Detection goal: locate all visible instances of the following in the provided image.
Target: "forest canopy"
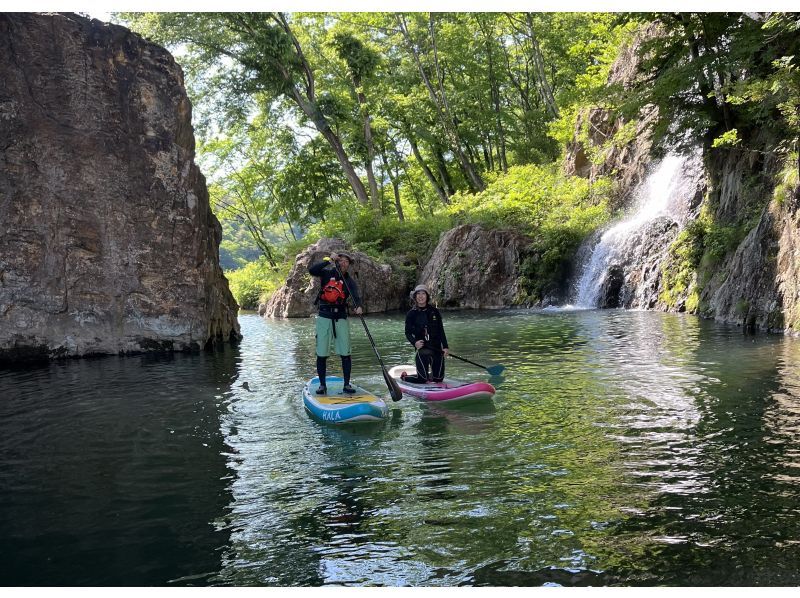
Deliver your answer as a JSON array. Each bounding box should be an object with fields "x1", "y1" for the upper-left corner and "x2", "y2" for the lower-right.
[{"x1": 117, "y1": 12, "x2": 800, "y2": 308}]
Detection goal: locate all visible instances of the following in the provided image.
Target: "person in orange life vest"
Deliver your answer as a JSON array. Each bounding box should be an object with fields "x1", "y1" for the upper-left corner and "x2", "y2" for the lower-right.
[
  {"x1": 404, "y1": 284, "x2": 449, "y2": 383},
  {"x1": 308, "y1": 252, "x2": 363, "y2": 394}
]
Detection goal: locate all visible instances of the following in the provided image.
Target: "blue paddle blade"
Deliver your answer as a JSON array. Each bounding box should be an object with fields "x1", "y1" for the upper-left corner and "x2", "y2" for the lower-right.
[{"x1": 486, "y1": 364, "x2": 505, "y2": 376}]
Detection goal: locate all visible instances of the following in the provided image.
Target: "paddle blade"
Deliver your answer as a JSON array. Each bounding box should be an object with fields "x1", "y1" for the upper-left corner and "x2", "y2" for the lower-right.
[
  {"x1": 382, "y1": 368, "x2": 403, "y2": 402},
  {"x1": 486, "y1": 364, "x2": 505, "y2": 376}
]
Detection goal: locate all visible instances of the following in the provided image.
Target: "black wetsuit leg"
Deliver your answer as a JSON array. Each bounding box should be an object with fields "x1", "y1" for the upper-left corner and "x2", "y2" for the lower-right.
[
  {"x1": 317, "y1": 355, "x2": 327, "y2": 386},
  {"x1": 341, "y1": 355, "x2": 352, "y2": 386}
]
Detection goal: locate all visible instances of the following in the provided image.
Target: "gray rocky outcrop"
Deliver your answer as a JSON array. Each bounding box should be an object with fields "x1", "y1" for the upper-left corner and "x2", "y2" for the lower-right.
[
  {"x1": 564, "y1": 105, "x2": 659, "y2": 209},
  {"x1": 417, "y1": 224, "x2": 529, "y2": 309},
  {"x1": 698, "y1": 151, "x2": 800, "y2": 335},
  {"x1": 0, "y1": 13, "x2": 240, "y2": 362},
  {"x1": 264, "y1": 238, "x2": 410, "y2": 318}
]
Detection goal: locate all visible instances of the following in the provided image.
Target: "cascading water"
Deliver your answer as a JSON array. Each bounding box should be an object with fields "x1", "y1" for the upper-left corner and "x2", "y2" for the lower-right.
[{"x1": 570, "y1": 149, "x2": 704, "y2": 309}]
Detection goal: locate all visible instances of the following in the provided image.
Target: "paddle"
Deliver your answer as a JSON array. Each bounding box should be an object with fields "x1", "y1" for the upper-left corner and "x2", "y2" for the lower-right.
[
  {"x1": 426, "y1": 346, "x2": 505, "y2": 376},
  {"x1": 449, "y1": 352, "x2": 505, "y2": 376},
  {"x1": 331, "y1": 258, "x2": 403, "y2": 402}
]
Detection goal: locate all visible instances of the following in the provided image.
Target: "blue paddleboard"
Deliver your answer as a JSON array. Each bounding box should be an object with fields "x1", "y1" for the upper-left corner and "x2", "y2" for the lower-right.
[{"x1": 302, "y1": 376, "x2": 388, "y2": 424}]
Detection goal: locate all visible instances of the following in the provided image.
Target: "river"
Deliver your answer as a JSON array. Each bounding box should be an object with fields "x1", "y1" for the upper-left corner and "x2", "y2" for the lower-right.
[{"x1": 2, "y1": 310, "x2": 800, "y2": 586}]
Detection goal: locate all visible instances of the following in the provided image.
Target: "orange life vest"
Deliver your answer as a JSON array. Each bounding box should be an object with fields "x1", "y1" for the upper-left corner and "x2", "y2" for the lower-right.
[{"x1": 320, "y1": 277, "x2": 346, "y2": 304}]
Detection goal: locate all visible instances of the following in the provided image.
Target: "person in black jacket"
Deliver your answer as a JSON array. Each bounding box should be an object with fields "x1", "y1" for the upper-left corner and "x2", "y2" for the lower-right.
[
  {"x1": 308, "y1": 252, "x2": 362, "y2": 394},
  {"x1": 404, "y1": 284, "x2": 449, "y2": 383}
]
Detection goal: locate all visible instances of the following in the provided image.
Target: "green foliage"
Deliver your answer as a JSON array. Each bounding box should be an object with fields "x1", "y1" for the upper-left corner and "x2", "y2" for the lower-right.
[
  {"x1": 704, "y1": 223, "x2": 743, "y2": 264},
  {"x1": 446, "y1": 164, "x2": 611, "y2": 230},
  {"x1": 659, "y1": 205, "x2": 755, "y2": 311},
  {"x1": 225, "y1": 258, "x2": 290, "y2": 310},
  {"x1": 773, "y1": 151, "x2": 800, "y2": 206},
  {"x1": 218, "y1": 219, "x2": 262, "y2": 270},
  {"x1": 444, "y1": 164, "x2": 613, "y2": 302},
  {"x1": 614, "y1": 12, "x2": 800, "y2": 158},
  {"x1": 330, "y1": 31, "x2": 380, "y2": 82},
  {"x1": 114, "y1": 11, "x2": 800, "y2": 314},
  {"x1": 311, "y1": 206, "x2": 453, "y2": 269},
  {"x1": 711, "y1": 129, "x2": 741, "y2": 148},
  {"x1": 659, "y1": 219, "x2": 705, "y2": 309},
  {"x1": 549, "y1": 19, "x2": 639, "y2": 149},
  {"x1": 734, "y1": 298, "x2": 751, "y2": 318}
]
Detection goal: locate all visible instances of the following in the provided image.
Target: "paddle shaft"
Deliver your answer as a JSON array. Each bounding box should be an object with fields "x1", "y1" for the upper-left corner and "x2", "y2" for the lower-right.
[
  {"x1": 450, "y1": 352, "x2": 492, "y2": 370},
  {"x1": 331, "y1": 259, "x2": 403, "y2": 402},
  {"x1": 425, "y1": 345, "x2": 505, "y2": 376}
]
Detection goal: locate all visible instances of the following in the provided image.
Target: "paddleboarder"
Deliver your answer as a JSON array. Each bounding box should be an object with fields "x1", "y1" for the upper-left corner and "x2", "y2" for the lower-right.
[
  {"x1": 404, "y1": 284, "x2": 449, "y2": 383},
  {"x1": 309, "y1": 252, "x2": 362, "y2": 395}
]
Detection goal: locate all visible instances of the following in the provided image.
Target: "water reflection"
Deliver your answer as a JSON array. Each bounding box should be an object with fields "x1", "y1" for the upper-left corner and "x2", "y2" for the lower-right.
[
  {"x1": 0, "y1": 348, "x2": 238, "y2": 586},
  {"x1": 3, "y1": 311, "x2": 800, "y2": 586},
  {"x1": 764, "y1": 340, "x2": 800, "y2": 485}
]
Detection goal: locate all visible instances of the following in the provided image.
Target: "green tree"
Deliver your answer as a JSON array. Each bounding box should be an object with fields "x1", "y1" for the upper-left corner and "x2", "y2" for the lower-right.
[
  {"x1": 122, "y1": 12, "x2": 373, "y2": 207},
  {"x1": 615, "y1": 13, "x2": 799, "y2": 152},
  {"x1": 395, "y1": 13, "x2": 487, "y2": 192},
  {"x1": 330, "y1": 30, "x2": 383, "y2": 212}
]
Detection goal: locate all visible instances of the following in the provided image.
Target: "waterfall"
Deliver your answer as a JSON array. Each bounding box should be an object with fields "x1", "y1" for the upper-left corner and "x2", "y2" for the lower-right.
[{"x1": 570, "y1": 150, "x2": 704, "y2": 309}]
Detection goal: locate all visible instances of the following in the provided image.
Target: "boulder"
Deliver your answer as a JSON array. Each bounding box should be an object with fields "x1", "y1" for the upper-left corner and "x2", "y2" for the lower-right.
[
  {"x1": 0, "y1": 13, "x2": 240, "y2": 362},
  {"x1": 264, "y1": 238, "x2": 410, "y2": 318},
  {"x1": 417, "y1": 224, "x2": 529, "y2": 309}
]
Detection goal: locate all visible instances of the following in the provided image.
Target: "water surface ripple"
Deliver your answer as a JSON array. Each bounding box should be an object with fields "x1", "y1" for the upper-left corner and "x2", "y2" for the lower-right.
[{"x1": 2, "y1": 310, "x2": 800, "y2": 586}]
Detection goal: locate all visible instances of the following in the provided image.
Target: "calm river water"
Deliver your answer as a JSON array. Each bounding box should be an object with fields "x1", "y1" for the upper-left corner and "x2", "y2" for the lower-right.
[{"x1": 2, "y1": 310, "x2": 800, "y2": 586}]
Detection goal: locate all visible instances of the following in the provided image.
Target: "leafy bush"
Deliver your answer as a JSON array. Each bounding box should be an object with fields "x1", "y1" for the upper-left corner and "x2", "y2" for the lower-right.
[
  {"x1": 659, "y1": 219, "x2": 706, "y2": 309},
  {"x1": 442, "y1": 164, "x2": 613, "y2": 302},
  {"x1": 225, "y1": 258, "x2": 289, "y2": 310},
  {"x1": 310, "y1": 205, "x2": 454, "y2": 267}
]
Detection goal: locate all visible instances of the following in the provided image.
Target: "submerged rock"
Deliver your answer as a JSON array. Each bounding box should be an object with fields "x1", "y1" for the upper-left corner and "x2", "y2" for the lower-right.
[{"x1": 0, "y1": 13, "x2": 240, "y2": 362}]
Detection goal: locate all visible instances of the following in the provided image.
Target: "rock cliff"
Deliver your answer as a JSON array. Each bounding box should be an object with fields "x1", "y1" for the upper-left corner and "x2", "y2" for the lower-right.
[
  {"x1": 0, "y1": 13, "x2": 240, "y2": 362},
  {"x1": 563, "y1": 24, "x2": 662, "y2": 208},
  {"x1": 417, "y1": 224, "x2": 529, "y2": 309},
  {"x1": 697, "y1": 149, "x2": 800, "y2": 334},
  {"x1": 264, "y1": 238, "x2": 410, "y2": 318}
]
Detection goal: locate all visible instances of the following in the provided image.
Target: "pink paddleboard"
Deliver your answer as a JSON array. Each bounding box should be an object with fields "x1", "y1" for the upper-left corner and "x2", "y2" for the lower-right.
[{"x1": 388, "y1": 365, "x2": 495, "y2": 403}]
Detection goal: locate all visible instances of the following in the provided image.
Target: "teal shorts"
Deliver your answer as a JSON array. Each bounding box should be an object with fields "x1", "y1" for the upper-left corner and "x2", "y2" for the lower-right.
[{"x1": 315, "y1": 316, "x2": 351, "y2": 357}]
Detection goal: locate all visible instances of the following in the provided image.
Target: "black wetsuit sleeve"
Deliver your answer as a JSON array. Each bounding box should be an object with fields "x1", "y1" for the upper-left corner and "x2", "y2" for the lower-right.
[
  {"x1": 308, "y1": 261, "x2": 331, "y2": 277},
  {"x1": 405, "y1": 310, "x2": 417, "y2": 345}
]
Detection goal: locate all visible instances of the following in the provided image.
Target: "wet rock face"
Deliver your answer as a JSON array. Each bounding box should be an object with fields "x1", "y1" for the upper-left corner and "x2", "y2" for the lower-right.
[
  {"x1": 602, "y1": 266, "x2": 625, "y2": 308},
  {"x1": 264, "y1": 238, "x2": 410, "y2": 318},
  {"x1": 417, "y1": 224, "x2": 529, "y2": 309},
  {"x1": 0, "y1": 13, "x2": 240, "y2": 362},
  {"x1": 702, "y1": 185, "x2": 800, "y2": 335}
]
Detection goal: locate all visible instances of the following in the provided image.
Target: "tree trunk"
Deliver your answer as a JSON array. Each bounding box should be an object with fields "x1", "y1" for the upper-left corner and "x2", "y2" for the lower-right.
[
  {"x1": 428, "y1": 14, "x2": 485, "y2": 191},
  {"x1": 292, "y1": 90, "x2": 370, "y2": 206},
  {"x1": 397, "y1": 14, "x2": 485, "y2": 192},
  {"x1": 379, "y1": 149, "x2": 404, "y2": 222},
  {"x1": 483, "y1": 142, "x2": 493, "y2": 171},
  {"x1": 524, "y1": 13, "x2": 559, "y2": 119},
  {"x1": 502, "y1": 38, "x2": 533, "y2": 115},
  {"x1": 407, "y1": 132, "x2": 450, "y2": 205},
  {"x1": 353, "y1": 73, "x2": 381, "y2": 212},
  {"x1": 433, "y1": 146, "x2": 454, "y2": 198},
  {"x1": 274, "y1": 14, "x2": 371, "y2": 206},
  {"x1": 679, "y1": 14, "x2": 724, "y2": 146},
  {"x1": 477, "y1": 16, "x2": 508, "y2": 172}
]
